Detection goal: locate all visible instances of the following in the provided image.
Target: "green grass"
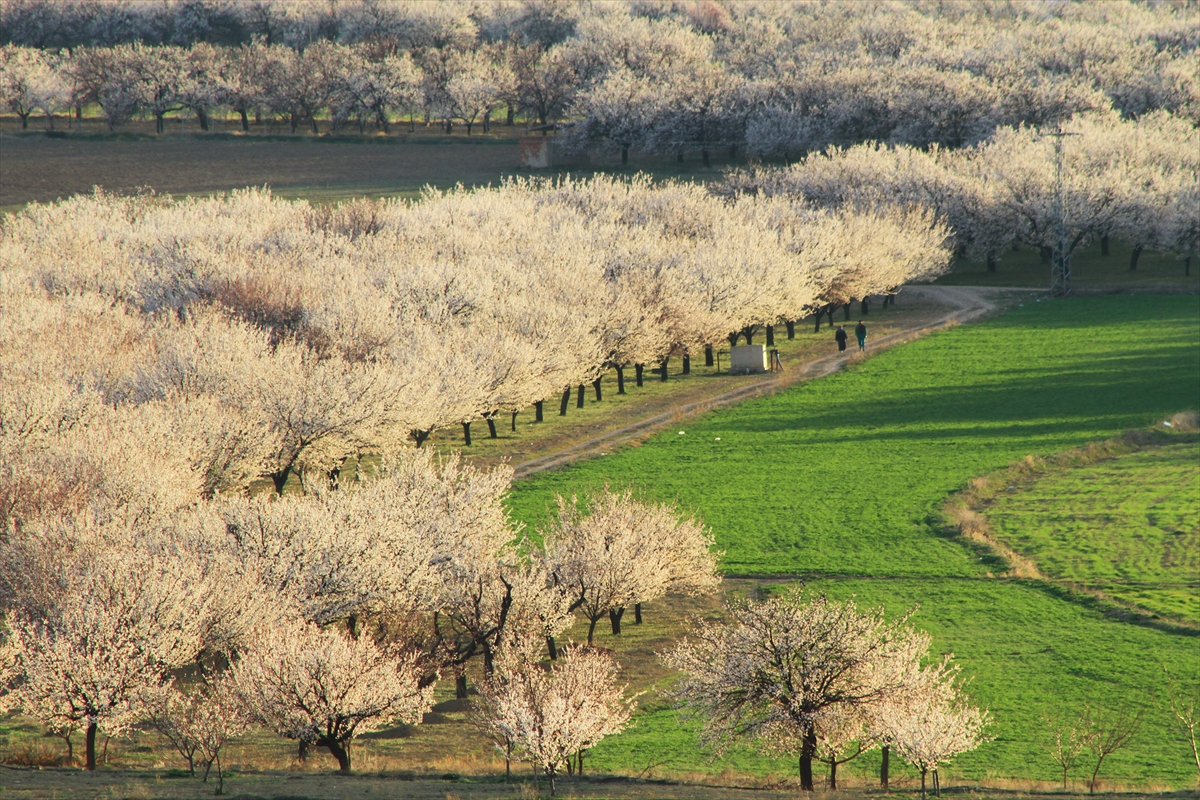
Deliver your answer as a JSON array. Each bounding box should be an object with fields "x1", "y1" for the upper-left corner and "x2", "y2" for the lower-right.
[
  {"x1": 587, "y1": 577, "x2": 1200, "y2": 786},
  {"x1": 984, "y1": 441, "x2": 1200, "y2": 623},
  {"x1": 508, "y1": 296, "x2": 1200, "y2": 577},
  {"x1": 507, "y1": 295, "x2": 1200, "y2": 786}
]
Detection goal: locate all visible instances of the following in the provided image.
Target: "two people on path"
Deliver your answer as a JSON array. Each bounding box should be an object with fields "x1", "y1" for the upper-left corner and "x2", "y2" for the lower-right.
[{"x1": 835, "y1": 322, "x2": 868, "y2": 352}]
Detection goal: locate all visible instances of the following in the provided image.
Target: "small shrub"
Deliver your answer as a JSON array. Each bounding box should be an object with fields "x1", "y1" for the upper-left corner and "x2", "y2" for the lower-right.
[
  {"x1": 2, "y1": 740, "x2": 61, "y2": 767},
  {"x1": 1168, "y1": 410, "x2": 1199, "y2": 431}
]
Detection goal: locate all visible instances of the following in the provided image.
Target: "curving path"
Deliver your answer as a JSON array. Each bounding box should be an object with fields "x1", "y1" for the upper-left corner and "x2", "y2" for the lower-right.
[{"x1": 513, "y1": 285, "x2": 1026, "y2": 478}]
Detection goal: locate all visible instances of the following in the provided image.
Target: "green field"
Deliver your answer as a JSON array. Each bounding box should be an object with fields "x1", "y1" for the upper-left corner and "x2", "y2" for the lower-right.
[
  {"x1": 508, "y1": 295, "x2": 1200, "y2": 786},
  {"x1": 983, "y1": 441, "x2": 1200, "y2": 623}
]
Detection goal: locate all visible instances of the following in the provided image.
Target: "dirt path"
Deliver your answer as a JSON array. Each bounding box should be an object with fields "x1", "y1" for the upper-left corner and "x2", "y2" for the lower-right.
[{"x1": 513, "y1": 285, "x2": 1023, "y2": 478}]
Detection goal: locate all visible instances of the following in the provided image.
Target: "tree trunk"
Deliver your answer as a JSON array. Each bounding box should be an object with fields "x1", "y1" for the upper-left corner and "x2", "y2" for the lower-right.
[
  {"x1": 826, "y1": 306, "x2": 835, "y2": 326},
  {"x1": 85, "y1": 721, "x2": 97, "y2": 771},
  {"x1": 766, "y1": 325, "x2": 775, "y2": 346},
  {"x1": 548, "y1": 768, "x2": 556, "y2": 796},
  {"x1": 843, "y1": 302, "x2": 852, "y2": 321},
  {"x1": 616, "y1": 366, "x2": 626, "y2": 394},
  {"x1": 987, "y1": 255, "x2": 997, "y2": 272},
  {"x1": 814, "y1": 309, "x2": 823, "y2": 333},
  {"x1": 921, "y1": 767, "x2": 928, "y2": 800},
  {"x1": 456, "y1": 674, "x2": 468, "y2": 699},
  {"x1": 829, "y1": 759, "x2": 838, "y2": 790},
  {"x1": 546, "y1": 636, "x2": 557, "y2": 659},
  {"x1": 592, "y1": 377, "x2": 602, "y2": 401},
  {"x1": 881, "y1": 744, "x2": 889, "y2": 789},
  {"x1": 560, "y1": 385, "x2": 571, "y2": 416},
  {"x1": 299, "y1": 739, "x2": 309, "y2": 761},
  {"x1": 1040, "y1": 245, "x2": 1053, "y2": 264},
  {"x1": 576, "y1": 383, "x2": 585, "y2": 408},
  {"x1": 462, "y1": 421, "x2": 472, "y2": 445},
  {"x1": 634, "y1": 602, "x2": 642, "y2": 623},
  {"x1": 324, "y1": 737, "x2": 351, "y2": 773},
  {"x1": 1129, "y1": 244, "x2": 1143, "y2": 271},
  {"x1": 934, "y1": 768, "x2": 941, "y2": 797},
  {"x1": 682, "y1": 355, "x2": 690, "y2": 374},
  {"x1": 486, "y1": 416, "x2": 498, "y2": 438},
  {"x1": 609, "y1": 606, "x2": 624, "y2": 634},
  {"x1": 635, "y1": 364, "x2": 644, "y2": 387},
  {"x1": 410, "y1": 428, "x2": 432, "y2": 447},
  {"x1": 271, "y1": 463, "x2": 293, "y2": 495},
  {"x1": 800, "y1": 728, "x2": 816, "y2": 791},
  {"x1": 155, "y1": 113, "x2": 164, "y2": 134},
  {"x1": 511, "y1": 410, "x2": 518, "y2": 432},
  {"x1": 535, "y1": 400, "x2": 544, "y2": 422},
  {"x1": 506, "y1": 104, "x2": 514, "y2": 126},
  {"x1": 861, "y1": 296, "x2": 870, "y2": 315},
  {"x1": 1090, "y1": 754, "x2": 1108, "y2": 794},
  {"x1": 1101, "y1": 235, "x2": 1109, "y2": 256},
  {"x1": 785, "y1": 320, "x2": 795, "y2": 339},
  {"x1": 705, "y1": 345, "x2": 714, "y2": 366},
  {"x1": 621, "y1": 146, "x2": 628, "y2": 165},
  {"x1": 742, "y1": 326, "x2": 755, "y2": 345},
  {"x1": 728, "y1": 331, "x2": 739, "y2": 346},
  {"x1": 586, "y1": 615, "x2": 600, "y2": 644},
  {"x1": 659, "y1": 357, "x2": 669, "y2": 382},
  {"x1": 239, "y1": 108, "x2": 249, "y2": 131},
  {"x1": 197, "y1": 109, "x2": 210, "y2": 131}
]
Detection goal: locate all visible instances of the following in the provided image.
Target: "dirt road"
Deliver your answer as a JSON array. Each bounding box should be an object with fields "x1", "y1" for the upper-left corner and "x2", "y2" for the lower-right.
[{"x1": 513, "y1": 285, "x2": 1025, "y2": 478}]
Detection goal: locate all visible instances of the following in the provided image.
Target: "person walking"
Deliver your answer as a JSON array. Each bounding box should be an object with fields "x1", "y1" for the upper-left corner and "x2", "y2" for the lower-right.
[
  {"x1": 855, "y1": 321, "x2": 867, "y2": 351},
  {"x1": 835, "y1": 325, "x2": 848, "y2": 352}
]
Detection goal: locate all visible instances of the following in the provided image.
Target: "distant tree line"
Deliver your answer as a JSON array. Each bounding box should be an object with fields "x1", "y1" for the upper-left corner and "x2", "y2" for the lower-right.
[{"x1": 1, "y1": 0, "x2": 1196, "y2": 159}]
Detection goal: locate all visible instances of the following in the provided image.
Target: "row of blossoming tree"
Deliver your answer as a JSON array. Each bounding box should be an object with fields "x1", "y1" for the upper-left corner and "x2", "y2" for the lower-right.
[
  {"x1": 0, "y1": 170, "x2": 992, "y2": 790},
  {"x1": 1, "y1": 0, "x2": 1196, "y2": 154},
  {"x1": 719, "y1": 110, "x2": 1199, "y2": 278},
  {"x1": 0, "y1": 174, "x2": 950, "y2": 470}
]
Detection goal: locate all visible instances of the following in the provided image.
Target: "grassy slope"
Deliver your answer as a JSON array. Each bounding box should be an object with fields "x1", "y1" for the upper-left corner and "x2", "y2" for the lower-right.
[
  {"x1": 508, "y1": 296, "x2": 1200, "y2": 576},
  {"x1": 984, "y1": 441, "x2": 1200, "y2": 622},
  {"x1": 508, "y1": 295, "x2": 1200, "y2": 785}
]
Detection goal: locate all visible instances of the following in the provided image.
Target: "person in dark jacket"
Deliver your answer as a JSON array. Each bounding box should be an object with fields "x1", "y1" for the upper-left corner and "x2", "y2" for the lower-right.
[
  {"x1": 835, "y1": 325, "x2": 848, "y2": 352},
  {"x1": 855, "y1": 321, "x2": 867, "y2": 351}
]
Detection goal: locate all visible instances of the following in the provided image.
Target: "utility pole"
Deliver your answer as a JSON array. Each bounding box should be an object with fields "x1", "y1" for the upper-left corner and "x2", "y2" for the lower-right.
[{"x1": 1048, "y1": 130, "x2": 1080, "y2": 297}]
